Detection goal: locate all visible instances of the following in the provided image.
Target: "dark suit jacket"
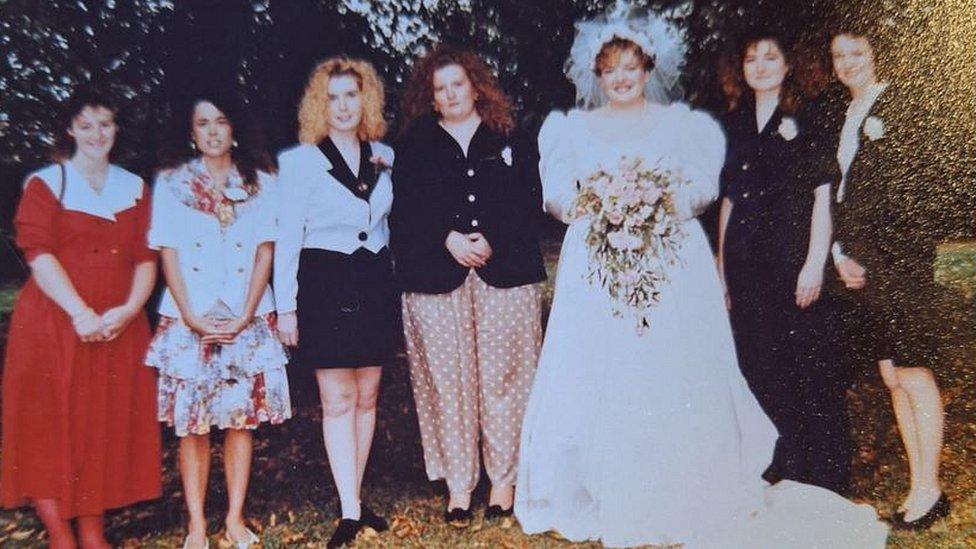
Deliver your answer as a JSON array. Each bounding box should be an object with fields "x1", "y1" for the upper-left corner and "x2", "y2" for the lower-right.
[{"x1": 390, "y1": 116, "x2": 547, "y2": 294}]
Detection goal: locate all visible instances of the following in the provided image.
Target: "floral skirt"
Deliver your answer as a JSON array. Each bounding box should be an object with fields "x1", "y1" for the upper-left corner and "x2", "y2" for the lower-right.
[{"x1": 146, "y1": 302, "x2": 291, "y2": 437}]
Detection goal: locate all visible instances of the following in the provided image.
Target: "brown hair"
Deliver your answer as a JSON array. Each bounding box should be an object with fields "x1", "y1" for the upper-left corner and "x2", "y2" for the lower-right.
[
  {"x1": 400, "y1": 44, "x2": 514, "y2": 136},
  {"x1": 52, "y1": 87, "x2": 120, "y2": 161},
  {"x1": 297, "y1": 56, "x2": 387, "y2": 144},
  {"x1": 593, "y1": 37, "x2": 655, "y2": 76},
  {"x1": 156, "y1": 89, "x2": 275, "y2": 185},
  {"x1": 719, "y1": 33, "x2": 806, "y2": 113}
]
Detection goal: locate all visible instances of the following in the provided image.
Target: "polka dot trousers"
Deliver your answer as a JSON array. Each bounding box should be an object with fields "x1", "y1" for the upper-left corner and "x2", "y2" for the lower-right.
[{"x1": 402, "y1": 270, "x2": 543, "y2": 494}]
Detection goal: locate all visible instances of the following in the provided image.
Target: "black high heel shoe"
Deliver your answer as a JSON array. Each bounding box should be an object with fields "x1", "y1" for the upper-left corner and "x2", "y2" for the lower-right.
[
  {"x1": 327, "y1": 518, "x2": 362, "y2": 548},
  {"x1": 484, "y1": 504, "x2": 514, "y2": 521},
  {"x1": 360, "y1": 504, "x2": 389, "y2": 532},
  {"x1": 895, "y1": 493, "x2": 950, "y2": 531},
  {"x1": 444, "y1": 506, "x2": 473, "y2": 527}
]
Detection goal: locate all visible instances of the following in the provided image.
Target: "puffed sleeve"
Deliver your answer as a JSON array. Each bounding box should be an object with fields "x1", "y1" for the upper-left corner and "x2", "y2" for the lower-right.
[
  {"x1": 132, "y1": 182, "x2": 158, "y2": 264},
  {"x1": 538, "y1": 110, "x2": 579, "y2": 224},
  {"x1": 273, "y1": 150, "x2": 308, "y2": 314},
  {"x1": 147, "y1": 173, "x2": 182, "y2": 250},
  {"x1": 14, "y1": 176, "x2": 60, "y2": 262},
  {"x1": 668, "y1": 105, "x2": 726, "y2": 220}
]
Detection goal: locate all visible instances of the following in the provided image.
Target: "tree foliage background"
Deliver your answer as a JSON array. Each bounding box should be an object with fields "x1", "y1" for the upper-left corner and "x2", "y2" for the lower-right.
[{"x1": 1, "y1": 0, "x2": 973, "y2": 278}]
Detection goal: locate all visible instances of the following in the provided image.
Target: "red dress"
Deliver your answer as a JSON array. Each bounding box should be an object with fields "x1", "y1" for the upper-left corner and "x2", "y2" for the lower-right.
[{"x1": 1, "y1": 169, "x2": 162, "y2": 518}]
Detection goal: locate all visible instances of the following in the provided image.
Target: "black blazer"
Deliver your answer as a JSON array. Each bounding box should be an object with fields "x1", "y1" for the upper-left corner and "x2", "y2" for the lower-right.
[
  {"x1": 390, "y1": 116, "x2": 547, "y2": 294},
  {"x1": 835, "y1": 85, "x2": 940, "y2": 287}
]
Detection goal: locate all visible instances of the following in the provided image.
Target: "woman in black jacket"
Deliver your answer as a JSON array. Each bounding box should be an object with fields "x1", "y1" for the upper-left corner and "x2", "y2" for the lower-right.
[
  {"x1": 830, "y1": 29, "x2": 949, "y2": 529},
  {"x1": 391, "y1": 44, "x2": 546, "y2": 524}
]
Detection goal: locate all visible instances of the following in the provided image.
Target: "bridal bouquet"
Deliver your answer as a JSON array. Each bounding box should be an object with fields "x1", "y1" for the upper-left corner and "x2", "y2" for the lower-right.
[{"x1": 574, "y1": 156, "x2": 685, "y2": 332}]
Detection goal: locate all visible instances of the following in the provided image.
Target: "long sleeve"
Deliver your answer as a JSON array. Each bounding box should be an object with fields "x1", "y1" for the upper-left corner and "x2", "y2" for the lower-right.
[
  {"x1": 273, "y1": 153, "x2": 309, "y2": 314},
  {"x1": 669, "y1": 106, "x2": 726, "y2": 221},
  {"x1": 538, "y1": 111, "x2": 579, "y2": 224}
]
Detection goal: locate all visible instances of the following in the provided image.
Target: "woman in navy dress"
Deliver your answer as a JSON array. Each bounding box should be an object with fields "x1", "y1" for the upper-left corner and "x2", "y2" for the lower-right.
[{"x1": 718, "y1": 33, "x2": 850, "y2": 493}]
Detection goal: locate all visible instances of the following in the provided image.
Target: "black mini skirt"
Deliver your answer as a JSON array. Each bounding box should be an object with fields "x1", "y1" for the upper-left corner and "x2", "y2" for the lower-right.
[{"x1": 291, "y1": 247, "x2": 399, "y2": 369}]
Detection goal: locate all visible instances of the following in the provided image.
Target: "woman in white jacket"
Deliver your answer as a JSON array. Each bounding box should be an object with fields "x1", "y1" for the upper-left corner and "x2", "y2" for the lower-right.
[{"x1": 146, "y1": 90, "x2": 290, "y2": 549}]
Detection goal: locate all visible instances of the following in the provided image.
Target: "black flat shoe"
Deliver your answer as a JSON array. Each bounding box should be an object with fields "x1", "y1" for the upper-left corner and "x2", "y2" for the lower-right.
[
  {"x1": 360, "y1": 505, "x2": 389, "y2": 532},
  {"x1": 327, "y1": 518, "x2": 362, "y2": 548},
  {"x1": 484, "y1": 504, "x2": 514, "y2": 521},
  {"x1": 444, "y1": 507, "x2": 473, "y2": 526},
  {"x1": 895, "y1": 493, "x2": 951, "y2": 531}
]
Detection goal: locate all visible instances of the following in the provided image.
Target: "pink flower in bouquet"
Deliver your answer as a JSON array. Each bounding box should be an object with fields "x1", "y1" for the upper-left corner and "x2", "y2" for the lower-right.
[
  {"x1": 619, "y1": 268, "x2": 640, "y2": 286},
  {"x1": 620, "y1": 185, "x2": 642, "y2": 208},
  {"x1": 642, "y1": 186, "x2": 663, "y2": 204},
  {"x1": 606, "y1": 209, "x2": 625, "y2": 225}
]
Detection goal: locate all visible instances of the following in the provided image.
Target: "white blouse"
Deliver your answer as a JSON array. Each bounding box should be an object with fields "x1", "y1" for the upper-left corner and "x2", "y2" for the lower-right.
[
  {"x1": 273, "y1": 142, "x2": 394, "y2": 314},
  {"x1": 27, "y1": 162, "x2": 143, "y2": 220},
  {"x1": 148, "y1": 160, "x2": 278, "y2": 318}
]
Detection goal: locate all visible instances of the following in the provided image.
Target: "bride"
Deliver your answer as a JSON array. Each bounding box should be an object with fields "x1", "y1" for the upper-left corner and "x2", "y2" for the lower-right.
[{"x1": 514, "y1": 6, "x2": 889, "y2": 548}]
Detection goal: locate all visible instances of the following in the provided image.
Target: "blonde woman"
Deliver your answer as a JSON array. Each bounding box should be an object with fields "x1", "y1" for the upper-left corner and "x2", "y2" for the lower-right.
[{"x1": 275, "y1": 57, "x2": 394, "y2": 548}]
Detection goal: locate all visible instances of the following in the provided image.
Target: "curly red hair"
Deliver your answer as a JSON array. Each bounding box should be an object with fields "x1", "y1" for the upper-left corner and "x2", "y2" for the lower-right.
[{"x1": 400, "y1": 44, "x2": 514, "y2": 136}]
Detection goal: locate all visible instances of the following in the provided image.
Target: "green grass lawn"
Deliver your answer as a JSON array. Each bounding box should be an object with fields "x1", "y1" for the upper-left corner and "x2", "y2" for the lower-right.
[{"x1": 0, "y1": 244, "x2": 973, "y2": 548}]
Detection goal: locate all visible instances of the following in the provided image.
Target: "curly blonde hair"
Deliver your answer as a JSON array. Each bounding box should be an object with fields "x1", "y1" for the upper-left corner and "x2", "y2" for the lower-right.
[{"x1": 297, "y1": 57, "x2": 387, "y2": 144}]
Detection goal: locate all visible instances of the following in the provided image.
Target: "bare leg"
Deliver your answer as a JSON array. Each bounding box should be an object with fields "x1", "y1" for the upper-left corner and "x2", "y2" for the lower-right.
[
  {"x1": 33, "y1": 499, "x2": 76, "y2": 549},
  {"x1": 488, "y1": 484, "x2": 515, "y2": 509},
  {"x1": 179, "y1": 434, "x2": 211, "y2": 549},
  {"x1": 317, "y1": 368, "x2": 361, "y2": 520},
  {"x1": 896, "y1": 365, "x2": 945, "y2": 520},
  {"x1": 354, "y1": 367, "x2": 382, "y2": 490},
  {"x1": 223, "y1": 428, "x2": 254, "y2": 541},
  {"x1": 878, "y1": 360, "x2": 921, "y2": 512},
  {"x1": 76, "y1": 515, "x2": 110, "y2": 549}
]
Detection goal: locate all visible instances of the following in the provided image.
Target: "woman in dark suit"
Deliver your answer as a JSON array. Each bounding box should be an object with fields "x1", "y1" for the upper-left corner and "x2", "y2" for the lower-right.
[
  {"x1": 717, "y1": 33, "x2": 850, "y2": 494},
  {"x1": 391, "y1": 44, "x2": 546, "y2": 524},
  {"x1": 830, "y1": 29, "x2": 949, "y2": 529}
]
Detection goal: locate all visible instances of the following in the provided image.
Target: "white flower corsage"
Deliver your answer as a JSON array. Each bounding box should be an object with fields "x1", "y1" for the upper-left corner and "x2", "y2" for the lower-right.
[
  {"x1": 500, "y1": 146, "x2": 513, "y2": 166},
  {"x1": 223, "y1": 187, "x2": 249, "y2": 201},
  {"x1": 777, "y1": 117, "x2": 798, "y2": 141},
  {"x1": 863, "y1": 116, "x2": 886, "y2": 141}
]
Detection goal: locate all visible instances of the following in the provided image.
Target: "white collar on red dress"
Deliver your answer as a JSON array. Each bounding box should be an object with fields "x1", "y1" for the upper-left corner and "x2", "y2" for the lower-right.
[{"x1": 27, "y1": 162, "x2": 144, "y2": 221}]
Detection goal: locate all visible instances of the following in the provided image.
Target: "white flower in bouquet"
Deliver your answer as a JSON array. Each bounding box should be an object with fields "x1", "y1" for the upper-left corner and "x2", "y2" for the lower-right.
[{"x1": 574, "y1": 156, "x2": 686, "y2": 332}]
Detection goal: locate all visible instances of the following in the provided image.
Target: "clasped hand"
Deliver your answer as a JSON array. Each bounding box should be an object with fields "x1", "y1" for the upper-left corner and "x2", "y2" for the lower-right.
[
  {"x1": 72, "y1": 304, "x2": 138, "y2": 343},
  {"x1": 186, "y1": 313, "x2": 252, "y2": 345},
  {"x1": 446, "y1": 231, "x2": 492, "y2": 268},
  {"x1": 835, "y1": 257, "x2": 867, "y2": 290}
]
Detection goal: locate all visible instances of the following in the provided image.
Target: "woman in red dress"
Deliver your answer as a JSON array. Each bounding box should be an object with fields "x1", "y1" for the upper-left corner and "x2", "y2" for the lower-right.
[{"x1": 1, "y1": 89, "x2": 162, "y2": 548}]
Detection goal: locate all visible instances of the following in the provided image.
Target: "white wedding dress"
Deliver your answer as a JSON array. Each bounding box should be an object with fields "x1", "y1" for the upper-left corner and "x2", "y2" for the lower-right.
[{"x1": 514, "y1": 103, "x2": 888, "y2": 548}]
